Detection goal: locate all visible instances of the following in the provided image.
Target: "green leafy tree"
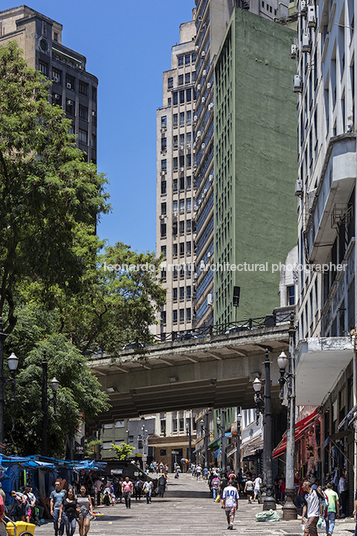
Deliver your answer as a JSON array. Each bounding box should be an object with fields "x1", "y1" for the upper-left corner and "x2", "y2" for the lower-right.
[
  {"x1": 4, "y1": 306, "x2": 110, "y2": 457},
  {"x1": 110, "y1": 442, "x2": 135, "y2": 461},
  {"x1": 0, "y1": 41, "x2": 110, "y2": 334},
  {"x1": 56, "y1": 242, "x2": 166, "y2": 355}
]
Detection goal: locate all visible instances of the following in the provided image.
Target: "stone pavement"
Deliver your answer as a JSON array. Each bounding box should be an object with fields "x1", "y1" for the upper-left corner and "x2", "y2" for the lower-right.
[{"x1": 21, "y1": 474, "x2": 356, "y2": 535}]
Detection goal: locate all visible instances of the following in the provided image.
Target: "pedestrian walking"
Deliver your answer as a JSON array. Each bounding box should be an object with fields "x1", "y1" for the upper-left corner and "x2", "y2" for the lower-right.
[
  {"x1": 143, "y1": 477, "x2": 153, "y2": 504},
  {"x1": 244, "y1": 477, "x2": 254, "y2": 503},
  {"x1": 122, "y1": 477, "x2": 133, "y2": 509},
  {"x1": 301, "y1": 480, "x2": 325, "y2": 536},
  {"x1": 133, "y1": 477, "x2": 143, "y2": 501},
  {"x1": 50, "y1": 480, "x2": 66, "y2": 536},
  {"x1": 59, "y1": 488, "x2": 79, "y2": 536},
  {"x1": 211, "y1": 474, "x2": 220, "y2": 501},
  {"x1": 323, "y1": 482, "x2": 339, "y2": 536},
  {"x1": 222, "y1": 477, "x2": 239, "y2": 531},
  {"x1": 253, "y1": 475, "x2": 262, "y2": 502},
  {"x1": 158, "y1": 474, "x2": 167, "y2": 497},
  {"x1": 338, "y1": 473, "x2": 348, "y2": 517},
  {"x1": 77, "y1": 485, "x2": 94, "y2": 536}
]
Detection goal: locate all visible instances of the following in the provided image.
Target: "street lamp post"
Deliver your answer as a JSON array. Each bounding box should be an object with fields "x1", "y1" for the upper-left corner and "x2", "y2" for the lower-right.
[
  {"x1": 186, "y1": 416, "x2": 192, "y2": 464},
  {"x1": 253, "y1": 349, "x2": 276, "y2": 511},
  {"x1": 0, "y1": 318, "x2": 19, "y2": 451},
  {"x1": 235, "y1": 408, "x2": 241, "y2": 476},
  {"x1": 41, "y1": 352, "x2": 60, "y2": 456},
  {"x1": 278, "y1": 313, "x2": 297, "y2": 520},
  {"x1": 217, "y1": 410, "x2": 226, "y2": 474}
]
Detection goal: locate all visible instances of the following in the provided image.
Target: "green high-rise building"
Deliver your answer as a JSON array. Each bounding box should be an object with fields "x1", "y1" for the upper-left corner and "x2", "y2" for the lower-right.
[{"x1": 214, "y1": 8, "x2": 297, "y2": 325}]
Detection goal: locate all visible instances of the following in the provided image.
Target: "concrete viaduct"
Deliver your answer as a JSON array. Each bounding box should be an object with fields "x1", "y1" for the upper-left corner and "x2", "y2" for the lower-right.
[{"x1": 88, "y1": 323, "x2": 291, "y2": 429}]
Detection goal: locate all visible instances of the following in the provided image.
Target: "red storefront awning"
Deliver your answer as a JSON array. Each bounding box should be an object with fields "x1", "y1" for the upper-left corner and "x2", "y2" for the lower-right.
[{"x1": 272, "y1": 408, "x2": 320, "y2": 458}]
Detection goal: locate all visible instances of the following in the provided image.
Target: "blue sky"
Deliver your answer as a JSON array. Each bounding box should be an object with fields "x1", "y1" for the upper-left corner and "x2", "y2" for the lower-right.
[{"x1": 2, "y1": 0, "x2": 195, "y2": 252}]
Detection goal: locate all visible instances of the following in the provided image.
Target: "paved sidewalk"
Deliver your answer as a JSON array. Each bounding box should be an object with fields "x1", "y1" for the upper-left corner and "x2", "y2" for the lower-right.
[{"x1": 19, "y1": 474, "x2": 356, "y2": 535}]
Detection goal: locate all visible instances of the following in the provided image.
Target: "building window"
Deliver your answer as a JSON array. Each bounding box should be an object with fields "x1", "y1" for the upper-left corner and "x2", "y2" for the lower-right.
[
  {"x1": 102, "y1": 442, "x2": 112, "y2": 450},
  {"x1": 186, "y1": 111, "x2": 192, "y2": 124},
  {"x1": 173, "y1": 92, "x2": 178, "y2": 106},
  {"x1": 161, "y1": 268, "x2": 166, "y2": 281},
  {"x1": 180, "y1": 112, "x2": 185, "y2": 126},
  {"x1": 53, "y1": 31, "x2": 58, "y2": 41},
  {"x1": 161, "y1": 137, "x2": 167, "y2": 152},
  {"x1": 185, "y1": 54, "x2": 190, "y2": 65},
  {"x1": 186, "y1": 199, "x2": 191, "y2": 212},
  {"x1": 173, "y1": 288, "x2": 178, "y2": 302},
  {"x1": 79, "y1": 105, "x2": 88, "y2": 121},
  {"x1": 179, "y1": 417, "x2": 185, "y2": 431},
  {"x1": 173, "y1": 267, "x2": 178, "y2": 280},
  {"x1": 179, "y1": 221, "x2": 185, "y2": 235},
  {"x1": 186, "y1": 286, "x2": 191, "y2": 299},
  {"x1": 187, "y1": 308, "x2": 192, "y2": 321},
  {"x1": 192, "y1": 53, "x2": 197, "y2": 63},
  {"x1": 187, "y1": 177, "x2": 191, "y2": 189},
  {"x1": 180, "y1": 199, "x2": 185, "y2": 214},
  {"x1": 173, "y1": 135, "x2": 178, "y2": 149},
  {"x1": 66, "y1": 99, "x2": 75, "y2": 115},
  {"x1": 79, "y1": 81, "x2": 88, "y2": 96},
  {"x1": 173, "y1": 179, "x2": 178, "y2": 193},
  {"x1": 185, "y1": 73, "x2": 190, "y2": 84},
  {"x1": 115, "y1": 420, "x2": 124, "y2": 428},
  {"x1": 173, "y1": 157, "x2": 178, "y2": 171},
  {"x1": 186, "y1": 88, "x2": 192, "y2": 102},
  {"x1": 186, "y1": 154, "x2": 192, "y2": 168},
  {"x1": 180, "y1": 90, "x2": 185, "y2": 103},
  {"x1": 187, "y1": 220, "x2": 192, "y2": 233},
  {"x1": 160, "y1": 223, "x2": 166, "y2": 237},
  {"x1": 161, "y1": 181, "x2": 167, "y2": 195},
  {"x1": 186, "y1": 132, "x2": 192, "y2": 144},
  {"x1": 78, "y1": 129, "x2": 88, "y2": 144},
  {"x1": 161, "y1": 245, "x2": 166, "y2": 259},
  {"x1": 161, "y1": 202, "x2": 167, "y2": 215},
  {"x1": 173, "y1": 310, "x2": 178, "y2": 323},
  {"x1": 160, "y1": 420, "x2": 166, "y2": 435},
  {"x1": 39, "y1": 61, "x2": 48, "y2": 76},
  {"x1": 178, "y1": 75, "x2": 184, "y2": 86},
  {"x1": 173, "y1": 243, "x2": 178, "y2": 257},
  {"x1": 168, "y1": 77, "x2": 173, "y2": 89},
  {"x1": 161, "y1": 310, "x2": 166, "y2": 325},
  {"x1": 161, "y1": 159, "x2": 167, "y2": 171},
  {"x1": 180, "y1": 243, "x2": 185, "y2": 257},
  {"x1": 160, "y1": 448, "x2": 166, "y2": 455},
  {"x1": 178, "y1": 56, "x2": 184, "y2": 67},
  {"x1": 66, "y1": 75, "x2": 75, "y2": 91},
  {"x1": 186, "y1": 242, "x2": 191, "y2": 255},
  {"x1": 52, "y1": 68, "x2": 61, "y2": 84},
  {"x1": 192, "y1": 71, "x2": 196, "y2": 82},
  {"x1": 168, "y1": 98, "x2": 171, "y2": 106},
  {"x1": 161, "y1": 116, "x2": 167, "y2": 129},
  {"x1": 173, "y1": 114, "x2": 178, "y2": 127},
  {"x1": 180, "y1": 287, "x2": 185, "y2": 300},
  {"x1": 180, "y1": 266, "x2": 185, "y2": 279},
  {"x1": 180, "y1": 176, "x2": 185, "y2": 190},
  {"x1": 287, "y1": 285, "x2": 295, "y2": 305},
  {"x1": 180, "y1": 309, "x2": 184, "y2": 322}
]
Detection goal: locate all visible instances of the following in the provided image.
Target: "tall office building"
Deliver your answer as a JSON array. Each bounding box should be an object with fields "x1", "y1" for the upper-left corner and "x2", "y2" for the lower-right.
[
  {"x1": 193, "y1": 0, "x2": 290, "y2": 328},
  {"x1": 213, "y1": 8, "x2": 297, "y2": 324},
  {"x1": 156, "y1": 13, "x2": 197, "y2": 338},
  {"x1": 0, "y1": 5, "x2": 98, "y2": 164},
  {"x1": 293, "y1": 0, "x2": 356, "y2": 506}
]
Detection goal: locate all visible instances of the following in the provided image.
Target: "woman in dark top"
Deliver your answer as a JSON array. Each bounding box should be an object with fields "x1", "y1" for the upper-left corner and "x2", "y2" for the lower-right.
[{"x1": 59, "y1": 487, "x2": 79, "y2": 536}]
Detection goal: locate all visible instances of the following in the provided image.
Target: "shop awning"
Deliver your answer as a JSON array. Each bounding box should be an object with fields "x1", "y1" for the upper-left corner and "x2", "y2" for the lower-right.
[
  {"x1": 192, "y1": 445, "x2": 203, "y2": 454},
  {"x1": 273, "y1": 408, "x2": 320, "y2": 458},
  {"x1": 241, "y1": 436, "x2": 264, "y2": 458}
]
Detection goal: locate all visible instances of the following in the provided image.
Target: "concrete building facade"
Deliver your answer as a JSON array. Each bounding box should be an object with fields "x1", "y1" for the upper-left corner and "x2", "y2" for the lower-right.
[
  {"x1": 293, "y1": 0, "x2": 357, "y2": 510},
  {"x1": 193, "y1": 0, "x2": 290, "y2": 328},
  {"x1": 0, "y1": 5, "x2": 98, "y2": 164},
  {"x1": 156, "y1": 13, "x2": 197, "y2": 339},
  {"x1": 213, "y1": 7, "x2": 297, "y2": 324}
]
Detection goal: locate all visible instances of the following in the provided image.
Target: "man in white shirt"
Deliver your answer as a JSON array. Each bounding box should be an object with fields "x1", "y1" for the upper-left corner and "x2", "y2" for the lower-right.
[
  {"x1": 253, "y1": 475, "x2": 262, "y2": 502},
  {"x1": 222, "y1": 478, "x2": 239, "y2": 530},
  {"x1": 302, "y1": 480, "x2": 324, "y2": 535}
]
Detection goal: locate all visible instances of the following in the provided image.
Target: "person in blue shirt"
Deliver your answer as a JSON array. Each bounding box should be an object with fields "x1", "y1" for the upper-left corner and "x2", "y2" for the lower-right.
[{"x1": 50, "y1": 481, "x2": 66, "y2": 536}]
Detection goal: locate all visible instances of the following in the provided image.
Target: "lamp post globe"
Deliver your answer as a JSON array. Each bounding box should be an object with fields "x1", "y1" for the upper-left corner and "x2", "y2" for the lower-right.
[
  {"x1": 277, "y1": 351, "x2": 288, "y2": 371},
  {"x1": 7, "y1": 352, "x2": 19, "y2": 372}
]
